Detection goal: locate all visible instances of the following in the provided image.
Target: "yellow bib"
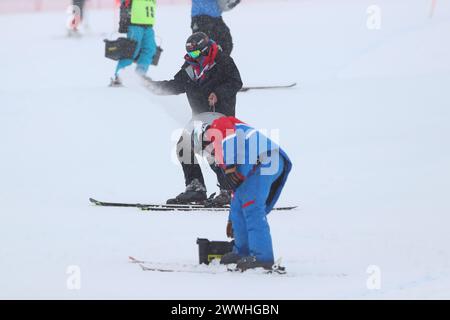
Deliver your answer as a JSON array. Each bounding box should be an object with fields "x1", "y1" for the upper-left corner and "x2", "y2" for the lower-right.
[{"x1": 131, "y1": 0, "x2": 156, "y2": 26}]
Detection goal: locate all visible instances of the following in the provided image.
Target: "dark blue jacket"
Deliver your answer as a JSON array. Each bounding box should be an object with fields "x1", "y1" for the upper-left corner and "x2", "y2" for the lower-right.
[{"x1": 192, "y1": 0, "x2": 222, "y2": 18}]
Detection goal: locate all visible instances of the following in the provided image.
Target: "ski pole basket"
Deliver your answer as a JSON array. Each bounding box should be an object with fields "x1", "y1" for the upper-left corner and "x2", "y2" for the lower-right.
[
  {"x1": 196, "y1": 238, "x2": 234, "y2": 265},
  {"x1": 104, "y1": 37, "x2": 137, "y2": 61}
]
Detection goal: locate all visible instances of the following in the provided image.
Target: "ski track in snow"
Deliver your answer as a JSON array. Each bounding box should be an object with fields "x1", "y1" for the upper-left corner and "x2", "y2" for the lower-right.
[{"x1": 1, "y1": 0, "x2": 450, "y2": 299}]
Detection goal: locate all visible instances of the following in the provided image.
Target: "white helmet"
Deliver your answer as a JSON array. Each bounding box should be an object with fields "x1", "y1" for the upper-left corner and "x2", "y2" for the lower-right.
[{"x1": 192, "y1": 121, "x2": 211, "y2": 153}]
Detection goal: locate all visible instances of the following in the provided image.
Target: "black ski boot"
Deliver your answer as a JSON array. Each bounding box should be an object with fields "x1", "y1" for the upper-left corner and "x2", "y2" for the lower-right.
[
  {"x1": 205, "y1": 189, "x2": 232, "y2": 207},
  {"x1": 220, "y1": 252, "x2": 241, "y2": 265},
  {"x1": 235, "y1": 256, "x2": 275, "y2": 272},
  {"x1": 166, "y1": 179, "x2": 207, "y2": 204}
]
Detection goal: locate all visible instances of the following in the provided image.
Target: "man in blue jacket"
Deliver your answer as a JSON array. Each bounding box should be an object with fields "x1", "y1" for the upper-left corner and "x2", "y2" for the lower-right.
[
  {"x1": 193, "y1": 116, "x2": 292, "y2": 271},
  {"x1": 191, "y1": 0, "x2": 240, "y2": 56}
]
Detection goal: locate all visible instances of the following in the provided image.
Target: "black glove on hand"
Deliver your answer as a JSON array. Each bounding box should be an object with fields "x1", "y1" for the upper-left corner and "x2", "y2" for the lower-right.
[{"x1": 221, "y1": 165, "x2": 244, "y2": 191}]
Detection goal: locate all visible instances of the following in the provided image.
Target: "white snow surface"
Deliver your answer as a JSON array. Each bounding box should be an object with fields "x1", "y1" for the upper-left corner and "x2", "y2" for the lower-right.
[{"x1": 1, "y1": 0, "x2": 450, "y2": 299}]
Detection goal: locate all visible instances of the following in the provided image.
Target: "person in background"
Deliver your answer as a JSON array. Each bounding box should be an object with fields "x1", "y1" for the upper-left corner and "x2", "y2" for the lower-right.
[
  {"x1": 67, "y1": 0, "x2": 87, "y2": 37},
  {"x1": 73, "y1": 0, "x2": 86, "y2": 21},
  {"x1": 191, "y1": 0, "x2": 240, "y2": 56},
  {"x1": 110, "y1": 0, "x2": 157, "y2": 86}
]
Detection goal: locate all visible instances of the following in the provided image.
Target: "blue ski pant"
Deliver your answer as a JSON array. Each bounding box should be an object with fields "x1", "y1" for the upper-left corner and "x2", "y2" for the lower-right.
[
  {"x1": 230, "y1": 156, "x2": 285, "y2": 263},
  {"x1": 115, "y1": 25, "x2": 156, "y2": 76}
]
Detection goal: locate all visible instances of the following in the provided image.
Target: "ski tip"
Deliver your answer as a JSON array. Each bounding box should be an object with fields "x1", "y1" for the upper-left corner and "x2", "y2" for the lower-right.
[
  {"x1": 272, "y1": 205, "x2": 298, "y2": 211},
  {"x1": 129, "y1": 256, "x2": 143, "y2": 263},
  {"x1": 239, "y1": 82, "x2": 298, "y2": 92},
  {"x1": 89, "y1": 198, "x2": 99, "y2": 205}
]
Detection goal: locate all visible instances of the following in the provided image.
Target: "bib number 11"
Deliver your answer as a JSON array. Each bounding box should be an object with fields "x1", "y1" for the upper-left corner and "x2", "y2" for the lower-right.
[{"x1": 145, "y1": 5, "x2": 154, "y2": 18}]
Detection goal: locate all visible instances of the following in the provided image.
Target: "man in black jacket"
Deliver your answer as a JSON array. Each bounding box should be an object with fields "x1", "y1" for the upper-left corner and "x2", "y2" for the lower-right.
[{"x1": 144, "y1": 32, "x2": 242, "y2": 205}]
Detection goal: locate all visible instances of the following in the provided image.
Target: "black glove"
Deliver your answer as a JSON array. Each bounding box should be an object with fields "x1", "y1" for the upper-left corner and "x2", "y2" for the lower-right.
[{"x1": 221, "y1": 165, "x2": 244, "y2": 191}]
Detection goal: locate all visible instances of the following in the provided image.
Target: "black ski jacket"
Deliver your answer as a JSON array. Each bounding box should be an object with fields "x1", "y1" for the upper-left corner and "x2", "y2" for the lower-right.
[{"x1": 150, "y1": 51, "x2": 242, "y2": 116}]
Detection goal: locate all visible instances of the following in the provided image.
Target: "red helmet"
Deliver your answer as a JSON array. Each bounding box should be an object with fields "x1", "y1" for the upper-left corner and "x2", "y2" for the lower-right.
[{"x1": 206, "y1": 117, "x2": 245, "y2": 165}]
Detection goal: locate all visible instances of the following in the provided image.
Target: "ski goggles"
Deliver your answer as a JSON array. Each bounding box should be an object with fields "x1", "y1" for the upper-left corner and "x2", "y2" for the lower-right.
[{"x1": 188, "y1": 49, "x2": 202, "y2": 59}]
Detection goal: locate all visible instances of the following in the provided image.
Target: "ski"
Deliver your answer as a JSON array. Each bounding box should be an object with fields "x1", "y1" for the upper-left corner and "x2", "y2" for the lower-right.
[
  {"x1": 89, "y1": 198, "x2": 141, "y2": 207},
  {"x1": 128, "y1": 256, "x2": 286, "y2": 275},
  {"x1": 89, "y1": 197, "x2": 298, "y2": 212},
  {"x1": 129, "y1": 256, "x2": 230, "y2": 274},
  {"x1": 89, "y1": 197, "x2": 215, "y2": 209},
  {"x1": 139, "y1": 205, "x2": 297, "y2": 212},
  {"x1": 239, "y1": 82, "x2": 297, "y2": 92},
  {"x1": 138, "y1": 263, "x2": 228, "y2": 274},
  {"x1": 140, "y1": 205, "x2": 230, "y2": 212}
]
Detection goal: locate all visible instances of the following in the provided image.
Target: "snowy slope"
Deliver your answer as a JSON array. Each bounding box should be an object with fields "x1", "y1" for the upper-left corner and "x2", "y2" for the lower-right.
[{"x1": 1, "y1": 0, "x2": 450, "y2": 299}]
